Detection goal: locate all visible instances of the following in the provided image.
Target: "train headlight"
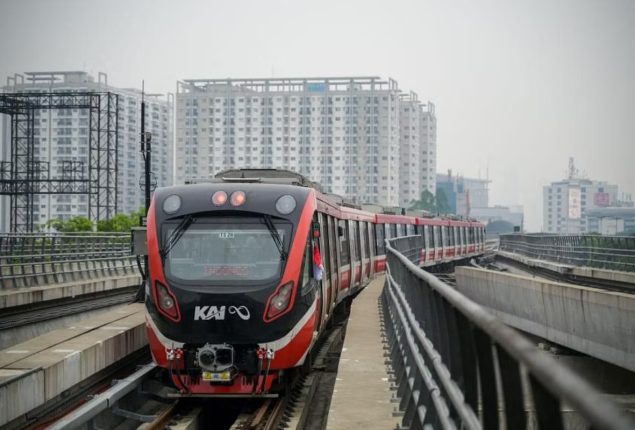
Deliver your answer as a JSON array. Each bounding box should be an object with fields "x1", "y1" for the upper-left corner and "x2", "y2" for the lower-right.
[
  {"x1": 230, "y1": 191, "x2": 246, "y2": 206},
  {"x1": 155, "y1": 281, "x2": 180, "y2": 321},
  {"x1": 212, "y1": 191, "x2": 228, "y2": 206},
  {"x1": 162, "y1": 195, "x2": 181, "y2": 214},
  {"x1": 275, "y1": 195, "x2": 296, "y2": 215},
  {"x1": 265, "y1": 281, "x2": 294, "y2": 320}
]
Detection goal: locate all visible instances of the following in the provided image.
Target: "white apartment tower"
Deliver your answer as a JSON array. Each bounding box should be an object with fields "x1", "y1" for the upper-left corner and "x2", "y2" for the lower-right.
[
  {"x1": 176, "y1": 77, "x2": 436, "y2": 207},
  {"x1": 0, "y1": 72, "x2": 173, "y2": 230},
  {"x1": 398, "y1": 92, "x2": 437, "y2": 207}
]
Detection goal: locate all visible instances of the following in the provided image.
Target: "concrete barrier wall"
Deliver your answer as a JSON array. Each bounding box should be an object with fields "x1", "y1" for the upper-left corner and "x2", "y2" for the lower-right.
[{"x1": 455, "y1": 267, "x2": 635, "y2": 372}]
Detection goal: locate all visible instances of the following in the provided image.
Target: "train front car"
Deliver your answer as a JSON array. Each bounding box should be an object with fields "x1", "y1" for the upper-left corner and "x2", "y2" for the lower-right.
[{"x1": 145, "y1": 182, "x2": 318, "y2": 396}]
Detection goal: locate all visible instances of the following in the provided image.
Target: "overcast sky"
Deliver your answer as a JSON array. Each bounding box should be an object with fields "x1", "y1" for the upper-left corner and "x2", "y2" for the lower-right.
[{"x1": 1, "y1": 0, "x2": 634, "y2": 231}]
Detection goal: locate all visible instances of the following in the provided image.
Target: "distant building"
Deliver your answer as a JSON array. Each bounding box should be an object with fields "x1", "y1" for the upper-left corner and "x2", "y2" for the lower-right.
[
  {"x1": 175, "y1": 77, "x2": 436, "y2": 208},
  {"x1": 0, "y1": 71, "x2": 173, "y2": 230},
  {"x1": 542, "y1": 159, "x2": 629, "y2": 234},
  {"x1": 587, "y1": 207, "x2": 635, "y2": 235},
  {"x1": 399, "y1": 92, "x2": 436, "y2": 206},
  {"x1": 471, "y1": 205, "x2": 524, "y2": 230},
  {"x1": 436, "y1": 171, "x2": 490, "y2": 216}
]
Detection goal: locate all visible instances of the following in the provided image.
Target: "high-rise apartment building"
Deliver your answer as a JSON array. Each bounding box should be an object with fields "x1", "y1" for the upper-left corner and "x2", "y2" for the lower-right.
[
  {"x1": 398, "y1": 93, "x2": 436, "y2": 206},
  {"x1": 175, "y1": 77, "x2": 436, "y2": 207},
  {"x1": 0, "y1": 71, "x2": 173, "y2": 230}
]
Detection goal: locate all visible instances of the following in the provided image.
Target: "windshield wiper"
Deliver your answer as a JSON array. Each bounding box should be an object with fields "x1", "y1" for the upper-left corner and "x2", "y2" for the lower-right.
[
  {"x1": 263, "y1": 215, "x2": 287, "y2": 261},
  {"x1": 161, "y1": 215, "x2": 195, "y2": 260}
]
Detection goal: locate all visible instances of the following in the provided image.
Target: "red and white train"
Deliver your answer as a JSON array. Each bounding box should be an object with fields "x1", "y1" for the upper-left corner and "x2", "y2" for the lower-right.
[{"x1": 143, "y1": 170, "x2": 485, "y2": 396}]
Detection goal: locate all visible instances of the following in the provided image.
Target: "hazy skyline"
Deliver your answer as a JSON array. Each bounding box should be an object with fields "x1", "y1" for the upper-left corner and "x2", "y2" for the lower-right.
[{"x1": 1, "y1": 0, "x2": 633, "y2": 230}]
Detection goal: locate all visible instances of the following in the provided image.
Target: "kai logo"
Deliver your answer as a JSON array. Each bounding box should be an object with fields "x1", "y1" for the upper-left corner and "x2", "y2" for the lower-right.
[{"x1": 194, "y1": 305, "x2": 250, "y2": 321}]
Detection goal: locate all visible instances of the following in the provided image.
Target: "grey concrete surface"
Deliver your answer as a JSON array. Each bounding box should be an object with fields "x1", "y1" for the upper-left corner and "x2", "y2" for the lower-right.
[
  {"x1": 498, "y1": 250, "x2": 635, "y2": 285},
  {"x1": 455, "y1": 267, "x2": 635, "y2": 372},
  {"x1": 0, "y1": 303, "x2": 146, "y2": 426},
  {"x1": 0, "y1": 274, "x2": 140, "y2": 309},
  {"x1": 0, "y1": 303, "x2": 128, "y2": 350},
  {"x1": 327, "y1": 276, "x2": 400, "y2": 430}
]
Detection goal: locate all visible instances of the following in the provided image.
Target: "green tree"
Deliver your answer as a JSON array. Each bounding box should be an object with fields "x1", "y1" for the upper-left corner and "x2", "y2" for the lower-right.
[
  {"x1": 97, "y1": 207, "x2": 146, "y2": 232},
  {"x1": 435, "y1": 189, "x2": 452, "y2": 214},
  {"x1": 45, "y1": 216, "x2": 93, "y2": 232},
  {"x1": 409, "y1": 189, "x2": 437, "y2": 212}
]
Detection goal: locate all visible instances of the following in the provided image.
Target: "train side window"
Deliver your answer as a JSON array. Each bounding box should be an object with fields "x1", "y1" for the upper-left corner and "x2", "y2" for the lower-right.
[
  {"x1": 384, "y1": 223, "x2": 391, "y2": 240},
  {"x1": 391, "y1": 224, "x2": 398, "y2": 238},
  {"x1": 321, "y1": 214, "x2": 331, "y2": 276},
  {"x1": 407, "y1": 224, "x2": 415, "y2": 236},
  {"x1": 299, "y1": 234, "x2": 312, "y2": 286},
  {"x1": 356, "y1": 222, "x2": 362, "y2": 262},
  {"x1": 423, "y1": 225, "x2": 429, "y2": 249},
  {"x1": 339, "y1": 219, "x2": 350, "y2": 265},
  {"x1": 351, "y1": 221, "x2": 361, "y2": 263},
  {"x1": 329, "y1": 216, "x2": 337, "y2": 268},
  {"x1": 363, "y1": 222, "x2": 371, "y2": 260},
  {"x1": 376, "y1": 223, "x2": 385, "y2": 255}
]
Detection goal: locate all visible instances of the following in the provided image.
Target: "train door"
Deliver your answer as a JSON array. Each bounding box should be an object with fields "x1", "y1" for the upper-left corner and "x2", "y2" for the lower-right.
[
  {"x1": 300, "y1": 234, "x2": 323, "y2": 334},
  {"x1": 349, "y1": 220, "x2": 361, "y2": 286},
  {"x1": 318, "y1": 213, "x2": 332, "y2": 322},
  {"x1": 362, "y1": 222, "x2": 371, "y2": 280},
  {"x1": 434, "y1": 226, "x2": 441, "y2": 261},
  {"x1": 423, "y1": 225, "x2": 430, "y2": 262},
  {"x1": 453, "y1": 227, "x2": 458, "y2": 257},
  {"x1": 327, "y1": 216, "x2": 339, "y2": 313},
  {"x1": 374, "y1": 224, "x2": 385, "y2": 272},
  {"x1": 338, "y1": 219, "x2": 351, "y2": 294},
  {"x1": 367, "y1": 221, "x2": 376, "y2": 277}
]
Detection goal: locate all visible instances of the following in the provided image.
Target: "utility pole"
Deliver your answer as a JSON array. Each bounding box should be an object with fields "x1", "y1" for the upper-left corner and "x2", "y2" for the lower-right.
[
  {"x1": 139, "y1": 81, "x2": 151, "y2": 301},
  {"x1": 141, "y1": 82, "x2": 151, "y2": 214}
]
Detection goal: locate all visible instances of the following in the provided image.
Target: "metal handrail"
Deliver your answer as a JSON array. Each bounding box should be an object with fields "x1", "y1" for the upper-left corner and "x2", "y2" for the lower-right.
[
  {"x1": 0, "y1": 233, "x2": 138, "y2": 288},
  {"x1": 0, "y1": 233, "x2": 130, "y2": 264},
  {"x1": 499, "y1": 234, "x2": 635, "y2": 272},
  {"x1": 384, "y1": 237, "x2": 634, "y2": 429}
]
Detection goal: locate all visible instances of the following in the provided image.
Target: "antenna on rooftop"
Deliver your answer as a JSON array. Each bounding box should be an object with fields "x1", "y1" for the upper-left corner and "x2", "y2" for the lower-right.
[{"x1": 568, "y1": 157, "x2": 578, "y2": 180}]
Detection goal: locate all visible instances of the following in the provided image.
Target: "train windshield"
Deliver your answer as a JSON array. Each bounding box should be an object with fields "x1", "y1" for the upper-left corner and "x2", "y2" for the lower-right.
[{"x1": 163, "y1": 218, "x2": 292, "y2": 283}]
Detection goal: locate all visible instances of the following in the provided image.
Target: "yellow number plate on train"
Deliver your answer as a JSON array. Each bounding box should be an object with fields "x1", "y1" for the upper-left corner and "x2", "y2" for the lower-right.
[{"x1": 202, "y1": 371, "x2": 231, "y2": 381}]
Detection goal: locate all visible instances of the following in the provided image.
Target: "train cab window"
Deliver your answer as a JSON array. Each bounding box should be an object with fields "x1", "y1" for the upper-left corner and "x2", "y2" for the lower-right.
[
  {"x1": 163, "y1": 218, "x2": 291, "y2": 283},
  {"x1": 376, "y1": 223, "x2": 385, "y2": 255},
  {"x1": 339, "y1": 220, "x2": 350, "y2": 265}
]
